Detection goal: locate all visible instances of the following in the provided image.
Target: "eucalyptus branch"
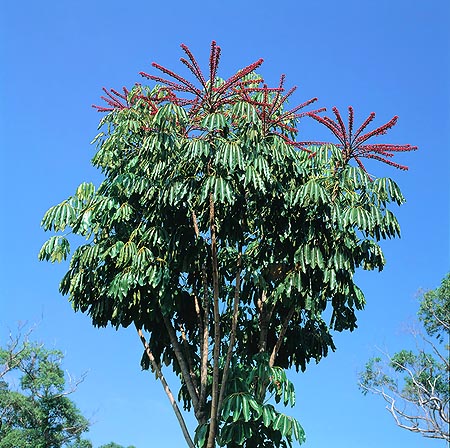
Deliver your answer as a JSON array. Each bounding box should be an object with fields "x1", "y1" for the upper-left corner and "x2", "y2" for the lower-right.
[
  {"x1": 136, "y1": 325, "x2": 195, "y2": 448},
  {"x1": 383, "y1": 390, "x2": 449, "y2": 440}
]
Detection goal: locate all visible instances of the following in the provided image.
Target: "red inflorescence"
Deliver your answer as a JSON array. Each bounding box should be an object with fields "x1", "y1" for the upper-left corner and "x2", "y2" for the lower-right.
[
  {"x1": 92, "y1": 85, "x2": 161, "y2": 115},
  {"x1": 93, "y1": 87, "x2": 131, "y2": 112},
  {"x1": 308, "y1": 106, "x2": 417, "y2": 174},
  {"x1": 139, "y1": 41, "x2": 265, "y2": 115},
  {"x1": 235, "y1": 74, "x2": 325, "y2": 152}
]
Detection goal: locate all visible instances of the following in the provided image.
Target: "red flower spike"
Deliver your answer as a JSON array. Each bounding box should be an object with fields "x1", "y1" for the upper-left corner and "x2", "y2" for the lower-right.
[
  {"x1": 140, "y1": 41, "x2": 264, "y2": 114},
  {"x1": 93, "y1": 85, "x2": 161, "y2": 115},
  {"x1": 236, "y1": 74, "x2": 320, "y2": 147},
  {"x1": 348, "y1": 106, "x2": 354, "y2": 141},
  {"x1": 309, "y1": 106, "x2": 418, "y2": 174},
  {"x1": 332, "y1": 107, "x2": 348, "y2": 146},
  {"x1": 209, "y1": 41, "x2": 221, "y2": 87},
  {"x1": 180, "y1": 43, "x2": 206, "y2": 87},
  {"x1": 352, "y1": 112, "x2": 375, "y2": 142},
  {"x1": 93, "y1": 87, "x2": 130, "y2": 112}
]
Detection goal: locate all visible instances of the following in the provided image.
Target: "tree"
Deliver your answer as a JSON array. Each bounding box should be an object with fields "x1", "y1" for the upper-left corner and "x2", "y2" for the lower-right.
[
  {"x1": 98, "y1": 443, "x2": 136, "y2": 448},
  {"x1": 39, "y1": 42, "x2": 416, "y2": 447},
  {"x1": 359, "y1": 274, "x2": 450, "y2": 442},
  {"x1": 0, "y1": 328, "x2": 91, "y2": 448}
]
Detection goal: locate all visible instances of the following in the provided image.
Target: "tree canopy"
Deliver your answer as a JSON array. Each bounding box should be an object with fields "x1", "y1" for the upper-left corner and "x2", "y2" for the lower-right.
[
  {"x1": 39, "y1": 42, "x2": 416, "y2": 447},
  {"x1": 0, "y1": 329, "x2": 90, "y2": 448},
  {"x1": 360, "y1": 274, "x2": 449, "y2": 442}
]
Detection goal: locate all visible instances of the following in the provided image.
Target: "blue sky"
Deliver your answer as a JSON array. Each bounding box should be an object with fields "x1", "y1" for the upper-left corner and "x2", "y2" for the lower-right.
[{"x1": 1, "y1": 0, "x2": 449, "y2": 447}]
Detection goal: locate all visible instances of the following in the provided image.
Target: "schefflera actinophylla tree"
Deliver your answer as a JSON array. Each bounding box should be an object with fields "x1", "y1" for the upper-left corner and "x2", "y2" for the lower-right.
[{"x1": 39, "y1": 42, "x2": 417, "y2": 448}]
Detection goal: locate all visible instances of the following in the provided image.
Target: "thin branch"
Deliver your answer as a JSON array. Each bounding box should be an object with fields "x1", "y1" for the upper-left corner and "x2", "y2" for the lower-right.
[
  {"x1": 162, "y1": 315, "x2": 200, "y2": 411},
  {"x1": 269, "y1": 305, "x2": 295, "y2": 367},
  {"x1": 179, "y1": 323, "x2": 200, "y2": 396},
  {"x1": 135, "y1": 325, "x2": 195, "y2": 448}
]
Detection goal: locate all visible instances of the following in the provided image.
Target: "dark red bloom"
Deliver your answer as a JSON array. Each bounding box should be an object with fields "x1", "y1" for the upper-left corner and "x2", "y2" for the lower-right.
[
  {"x1": 235, "y1": 74, "x2": 325, "y2": 152},
  {"x1": 93, "y1": 87, "x2": 131, "y2": 112},
  {"x1": 139, "y1": 41, "x2": 264, "y2": 114},
  {"x1": 93, "y1": 85, "x2": 160, "y2": 115},
  {"x1": 309, "y1": 106, "x2": 417, "y2": 173}
]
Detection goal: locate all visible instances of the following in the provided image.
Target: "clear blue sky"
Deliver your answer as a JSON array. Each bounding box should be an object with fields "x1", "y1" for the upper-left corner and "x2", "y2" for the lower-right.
[{"x1": 1, "y1": 1, "x2": 449, "y2": 447}]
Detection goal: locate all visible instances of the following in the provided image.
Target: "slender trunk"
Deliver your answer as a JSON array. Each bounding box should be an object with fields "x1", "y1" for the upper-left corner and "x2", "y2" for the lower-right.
[
  {"x1": 217, "y1": 252, "x2": 242, "y2": 414},
  {"x1": 206, "y1": 191, "x2": 221, "y2": 448},
  {"x1": 269, "y1": 305, "x2": 295, "y2": 367},
  {"x1": 136, "y1": 325, "x2": 195, "y2": 448},
  {"x1": 192, "y1": 208, "x2": 209, "y2": 423}
]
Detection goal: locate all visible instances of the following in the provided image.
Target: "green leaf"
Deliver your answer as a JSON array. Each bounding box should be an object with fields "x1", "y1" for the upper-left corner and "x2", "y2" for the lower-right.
[
  {"x1": 241, "y1": 394, "x2": 250, "y2": 422},
  {"x1": 201, "y1": 113, "x2": 227, "y2": 130},
  {"x1": 262, "y1": 404, "x2": 275, "y2": 427},
  {"x1": 274, "y1": 413, "x2": 291, "y2": 436},
  {"x1": 38, "y1": 236, "x2": 71, "y2": 263}
]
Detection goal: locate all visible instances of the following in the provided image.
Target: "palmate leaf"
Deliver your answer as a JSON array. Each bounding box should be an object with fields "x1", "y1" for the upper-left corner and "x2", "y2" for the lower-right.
[
  {"x1": 38, "y1": 236, "x2": 70, "y2": 262},
  {"x1": 294, "y1": 245, "x2": 325, "y2": 271},
  {"x1": 215, "y1": 141, "x2": 244, "y2": 172},
  {"x1": 117, "y1": 240, "x2": 138, "y2": 267},
  {"x1": 112, "y1": 202, "x2": 134, "y2": 222},
  {"x1": 344, "y1": 165, "x2": 370, "y2": 190},
  {"x1": 76, "y1": 182, "x2": 96, "y2": 201},
  {"x1": 41, "y1": 200, "x2": 77, "y2": 232},
  {"x1": 213, "y1": 176, "x2": 234, "y2": 204},
  {"x1": 343, "y1": 206, "x2": 373, "y2": 232},
  {"x1": 294, "y1": 179, "x2": 329, "y2": 206},
  {"x1": 231, "y1": 101, "x2": 259, "y2": 123},
  {"x1": 372, "y1": 177, "x2": 405, "y2": 205},
  {"x1": 273, "y1": 413, "x2": 291, "y2": 437},
  {"x1": 253, "y1": 155, "x2": 270, "y2": 180},
  {"x1": 154, "y1": 103, "x2": 188, "y2": 129},
  {"x1": 201, "y1": 112, "x2": 228, "y2": 131},
  {"x1": 244, "y1": 165, "x2": 265, "y2": 192},
  {"x1": 184, "y1": 138, "x2": 209, "y2": 159},
  {"x1": 200, "y1": 175, "x2": 235, "y2": 205},
  {"x1": 262, "y1": 404, "x2": 276, "y2": 427}
]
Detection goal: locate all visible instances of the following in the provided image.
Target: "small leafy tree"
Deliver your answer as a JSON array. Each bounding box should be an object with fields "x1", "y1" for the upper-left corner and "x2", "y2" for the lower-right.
[
  {"x1": 0, "y1": 328, "x2": 91, "y2": 448},
  {"x1": 98, "y1": 443, "x2": 136, "y2": 448},
  {"x1": 360, "y1": 274, "x2": 450, "y2": 442},
  {"x1": 39, "y1": 42, "x2": 416, "y2": 447}
]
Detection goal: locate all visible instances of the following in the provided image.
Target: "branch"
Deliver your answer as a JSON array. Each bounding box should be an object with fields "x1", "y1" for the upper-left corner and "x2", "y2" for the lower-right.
[
  {"x1": 136, "y1": 325, "x2": 195, "y2": 448},
  {"x1": 179, "y1": 323, "x2": 200, "y2": 395},
  {"x1": 162, "y1": 315, "x2": 200, "y2": 412},
  {"x1": 359, "y1": 353, "x2": 450, "y2": 441},
  {"x1": 269, "y1": 305, "x2": 295, "y2": 367},
  {"x1": 257, "y1": 290, "x2": 269, "y2": 353}
]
